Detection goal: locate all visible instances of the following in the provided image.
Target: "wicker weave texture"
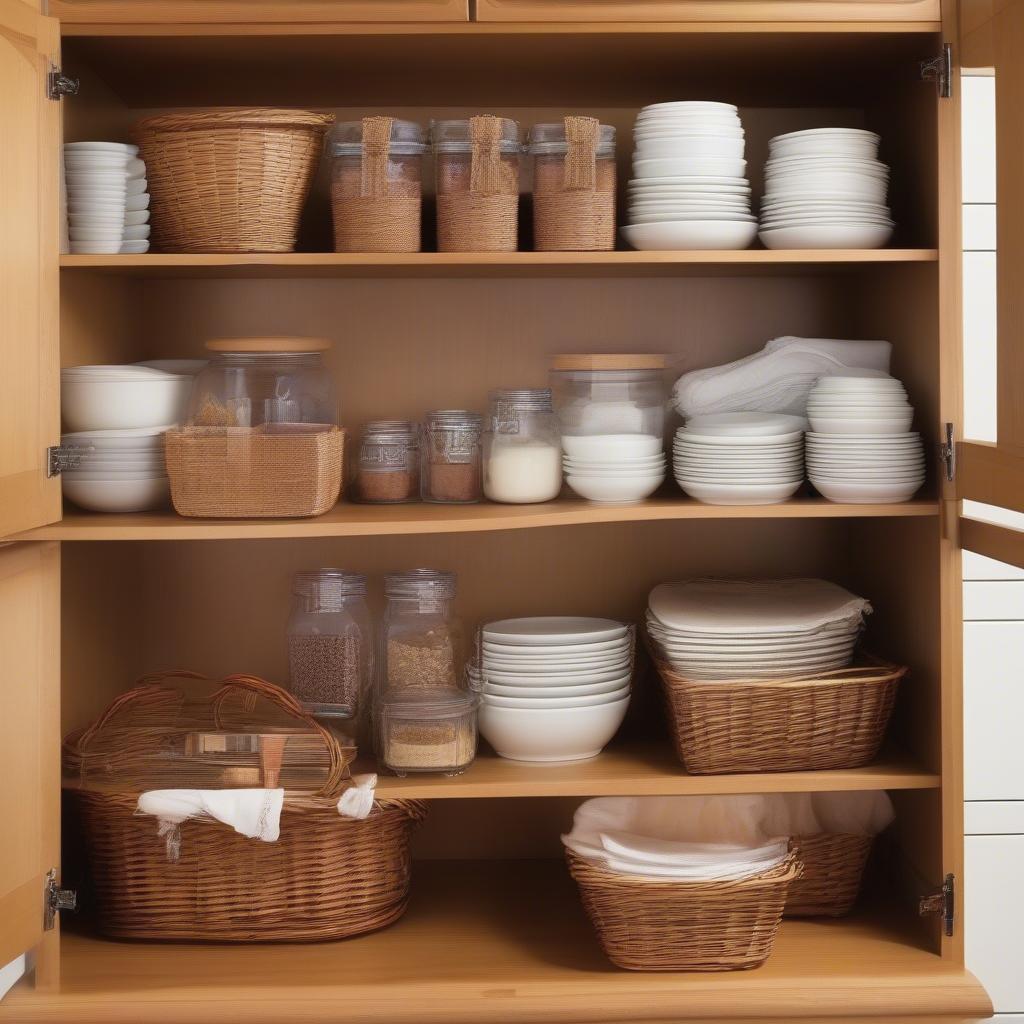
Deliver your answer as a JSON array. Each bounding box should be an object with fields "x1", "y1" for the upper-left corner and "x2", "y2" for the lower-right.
[
  {"x1": 567, "y1": 851, "x2": 801, "y2": 971},
  {"x1": 165, "y1": 426, "x2": 344, "y2": 518},
  {"x1": 73, "y1": 791, "x2": 427, "y2": 942},
  {"x1": 134, "y1": 109, "x2": 333, "y2": 254},
  {"x1": 656, "y1": 658, "x2": 904, "y2": 775},
  {"x1": 786, "y1": 832, "x2": 874, "y2": 917}
]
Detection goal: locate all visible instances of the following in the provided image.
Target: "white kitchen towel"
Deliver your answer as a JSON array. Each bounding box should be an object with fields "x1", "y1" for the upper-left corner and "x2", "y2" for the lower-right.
[
  {"x1": 337, "y1": 773, "x2": 377, "y2": 820},
  {"x1": 809, "y1": 790, "x2": 895, "y2": 835}
]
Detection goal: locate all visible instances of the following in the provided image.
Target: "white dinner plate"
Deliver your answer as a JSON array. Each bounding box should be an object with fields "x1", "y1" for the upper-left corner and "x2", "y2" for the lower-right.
[{"x1": 483, "y1": 617, "x2": 628, "y2": 645}]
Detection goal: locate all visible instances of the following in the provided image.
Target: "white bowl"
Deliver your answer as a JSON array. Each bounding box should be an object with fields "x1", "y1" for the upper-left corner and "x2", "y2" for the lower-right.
[
  {"x1": 65, "y1": 141, "x2": 139, "y2": 155},
  {"x1": 677, "y1": 429, "x2": 804, "y2": 447},
  {"x1": 62, "y1": 425, "x2": 171, "y2": 447},
  {"x1": 640, "y1": 101, "x2": 738, "y2": 114},
  {"x1": 631, "y1": 211, "x2": 756, "y2": 225},
  {"x1": 761, "y1": 214, "x2": 894, "y2": 229},
  {"x1": 478, "y1": 696, "x2": 630, "y2": 762},
  {"x1": 120, "y1": 240, "x2": 151, "y2": 254},
  {"x1": 678, "y1": 479, "x2": 803, "y2": 505},
  {"x1": 564, "y1": 458, "x2": 666, "y2": 472},
  {"x1": 62, "y1": 376, "x2": 193, "y2": 432},
  {"x1": 69, "y1": 241, "x2": 124, "y2": 254},
  {"x1": 66, "y1": 173, "x2": 128, "y2": 190},
  {"x1": 135, "y1": 359, "x2": 207, "y2": 375},
  {"x1": 126, "y1": 178, "x2": 148, "y2": 196},
  {"x1": 69, "y1": 229, "x2": 125, "y2": 242},
  {"x1": 623, "y1": 220, "x2": 757, "y2": 251},
  {"x1": 483, "y1": 685, "x2": 631, "y2": 710},
  {"x1": 483, "y1": 636, "x2": 629, "y2": 657},
  {"x1": 124, "y1": 210, "x2": 150, "y2": 226},
  {"x1": 760, "y1": 223, "x2": 894, "y2": 249},
  {"x1": 634, "y1": 136, "x2": 745, "y2": 159},
  {"x1": 631, "y1": 157, "x2": 747, "y2": 179},
  {"x1": 62, "y1": 476, "x2": 171, "y2": 513},
  {"x1": 810, "y1": 477, "x2": 924, "y2": 503},
  {"x1": 565, "y1": 473, "x2": 664, "y2": 504},
  {"x1": 124, "y1": 225, "x2": 151, "y2": 240},
  {"x1": 483, "y1": 661, "x2": 632, "y2": 684},
  {"x1": 64, "y1": 153, "x2": 129, "y2": 168},
  {"x1": 809, "y1": 413, "x2": 913, "y2": 434},
  {"x1": 126, "y1": 158, "x2": 146, "y2": 178},
  {"x1": 628, "y1": 175, "x2": 750, "y2": 190},
  {"x1": 67, "y1": 455, "x2": 165, "y2": 472},
  {"x1": 482, "y1": 655, "x2": 631, "y2": 676},
  {"x1": 561, "y1": 433, "x2": 663, "y2": 459},
  {"x1": 126, "y1": 194, "x2": 151, "y2": 211}
]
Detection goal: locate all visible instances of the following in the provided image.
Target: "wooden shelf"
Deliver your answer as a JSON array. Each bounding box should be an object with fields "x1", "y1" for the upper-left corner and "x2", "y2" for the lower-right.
[
  {"x1": 10, "y1": 496, "x2": 940, "y2": 542},
  {"x1": 58, "y1": 250, "x2": 940, "y2": 279},
  {"x1": 368, "y1": 743, "x2": 939, "y2": 798},
  {"x1": 0, "y1": 860, "x2": 989, "y2": 1024}
]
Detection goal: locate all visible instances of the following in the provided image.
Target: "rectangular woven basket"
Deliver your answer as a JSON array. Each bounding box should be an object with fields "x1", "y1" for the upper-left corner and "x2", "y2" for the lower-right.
[
  {"x1": 165, "y1": 425, "x2": 344, "y2": 518},
  {"x1": 653, "y1": 653, "x2": 905, "y2": 775},
  {"x1": 566, "y1": 850, "x2": 801, "y2": 971},
  {"x1": 786, "y1": 832, "x2": 875, "y2": 917}
]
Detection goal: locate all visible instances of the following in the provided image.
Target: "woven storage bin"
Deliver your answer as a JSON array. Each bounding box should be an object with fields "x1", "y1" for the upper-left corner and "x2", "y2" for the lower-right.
[
  {"x1": 786, "y1": 832, "x2": 874, "y2": 917},
  {"x1": 134, "y1": 109, "x2": 333, "y2": 253},
  {"x1": 567, "y1": 851, "x2": 801, "y2": 971},
  {"x1": 165, "y1": 425, "x2": 344, "y2": 518},
  {"x1": 654, "y1": 655, "x2": 905, "y2": 775},
  {"x1": 64, "y1": 670, "x2": 427, "y2": 942}
]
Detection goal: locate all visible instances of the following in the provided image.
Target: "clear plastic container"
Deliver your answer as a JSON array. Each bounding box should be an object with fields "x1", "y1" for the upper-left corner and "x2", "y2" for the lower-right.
[
  {"x1": 421, "y1": 410, "x2": 483, "y2": 504},
  {"x1": 354, "y1": 420, "x2": 420, "y2": 503},
  {"x1": 483, "y1": 388, "x2": 562, "y2": 504},
  {"x1": 529, "y1": 119, "x2": 616, "y2": 252},
  {"x1": 432, "y1": 116, "x2": 520, "y2": 252},
  {"x1": 550, "y1": 354, "x2": 667, "y2": 444},
  {"x1": 377, "y1": 686, "x2": 478, "y2": 776},
  {"x1": 327, "y1": 117, "x2": 426, "y2": 253},
  {"x1": 287, "y1": 569, "x2": 372, "y2": 721}
]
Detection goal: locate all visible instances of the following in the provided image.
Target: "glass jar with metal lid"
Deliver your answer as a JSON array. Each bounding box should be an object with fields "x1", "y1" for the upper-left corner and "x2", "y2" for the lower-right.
[
  {"x1": 432, "y1": 116, "x2": 521, "y2": 253},
  {"x1": 421, "y1": 409, "x2": 483, "y2": 504},
  {"x1": 529, "y1": 118, "x2": 616, "y2": 252},
  {"x1": 483, "y1": 388, "x2": 562, "y2": 504},
  {"x1": 354, "y1": 420, "x2": 420, "y2": 503},
  {"x1": 327, "y1": 117, "x2": 426, "y2": 253}
]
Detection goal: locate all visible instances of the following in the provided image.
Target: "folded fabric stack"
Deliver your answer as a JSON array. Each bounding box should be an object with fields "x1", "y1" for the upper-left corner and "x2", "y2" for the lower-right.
[{"x1": 671, "y1": 336, "x2": 892, "y2": 420}]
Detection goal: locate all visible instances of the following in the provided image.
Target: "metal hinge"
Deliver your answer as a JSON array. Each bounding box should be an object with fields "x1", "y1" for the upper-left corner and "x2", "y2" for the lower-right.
[
  {"x1": 921, "y1": 44, "x2": 953, "y2": 99},
  {"x1": 919, "y1": 872, "x2": 955, "y2": 937},
  {"x1": 43, "y1": 869, "x2": 77, "y2": 930},
  {"x1": 939, "y1": 422, "x2": 956, "y2": 482},
  {"x1": 46, "y1": 66, "x2": 79, "y2": 101},
  {"x1": 47, "y1": 444, "x2": 87, "y2": 478}
]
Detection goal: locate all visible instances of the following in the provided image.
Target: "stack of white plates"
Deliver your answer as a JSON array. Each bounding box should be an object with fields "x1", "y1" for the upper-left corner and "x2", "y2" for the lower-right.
[
  {"x1": 673, "y1": 412, "x2": 805, "y2": 505},
  {"x1": 475, "y1": 617, "x2": 632, "y2": 762},
  {"x1": 622, "y1": 102, "x2": 756, "y2": 251},
  {"x1": 61, "y1": 365, "x2": 193, "y2": 433},
  {"x1": 647, "y1": 579, "x2": 870, "y2": 680},
  {"x1": 759, "y1": 129, "x2": 894, "y2": 249},
  {"x1": 64, "y1": 142, "x2": 150, "y2": 255},
  {"x1": 59, "y1": 426, "x2": 171, "y2": 512},
  {"x1": 806, "y1": 373, "x2": 913, "y2": 434},
  {"x1": 562, "y1": 433, "x2": 666, "y2": 505}
]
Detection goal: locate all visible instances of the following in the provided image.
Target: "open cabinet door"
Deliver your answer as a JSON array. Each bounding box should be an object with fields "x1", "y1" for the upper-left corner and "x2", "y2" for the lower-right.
[
  {"x1": 957, "y1": 0, "x2": 1024, "y2": 568},
  {"x1": 0, "y1": 0, "x2": 61, "y2": 540}
]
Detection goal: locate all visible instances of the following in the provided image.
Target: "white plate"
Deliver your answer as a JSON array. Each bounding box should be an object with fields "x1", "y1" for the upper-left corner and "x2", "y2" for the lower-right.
[
  {"x1": 809, "y1": 415, "x2": 913, "y2": 434},
  {"x1": 676, "y1": 468, "x2": 803, "y2": 481},
  {"x1": 482, "y1": 656, "x2": 631, "y2": 675},
  {"x1": 640, "y1": 101, "x2": 738, "y2": 114},
  {"x1": 65, "y1": 141, "x2": 139, "y2": 155},
  {"x1": 482, "y1": 677, "x2": 630, "y2": 698},
  {"x1": 678, "y1": 479, "x2": 803, "y2": 505},
  {"x1": 760, "y1": 223, "x2": 893, "y2": 249},
  {"x1": 481, "y1": 652, "x2": 630, "y2": 670},
  {"x1": 69, "y1": 241, "x2": 123, "y2": 254},
  {"x1": 482, "y1": 637, "x2": 629, "y2": 657},
  {"x1": 761, "y1": 214, "x2": 894, "y2": 228},
  {"x1": 119, "y1": 240, "x2": 151, "y2": 254},
  {"x1": 631, "y1": 157, "x2": 747, "y2": 178},
  {"x1": 483, "y1": 665, "x2": 631, "y2": 687},
  {"x1": 622, "y1": 220, "x2": 757, "y2": 251},
  {"x1": 124, "y1": 211, "x2": 150, "y2": 226},
  {"x1": 483, "y1": 617, "x2": 628, "y2": 646},
  {"x1": 685, "y1": 412, "x2": 806, "y2": 436},
  {"x1": 634, "y1": 138, "x2": 745, "y2": 159},
  {"x1": 631, "y1": 211, "x2": 757, "y2": 225},
  {"x1": 677, "y1": 429, "x2": 804, "y2": 447},
  {"x1": 126, "y1": 194, "x2": 151, "y2": 211},
  {"x1": 811, "y1": 478, "x2": 923, "y2": 503},
  {"x1": 483, "y1": 686, "x2": 631, "y2": 710}
]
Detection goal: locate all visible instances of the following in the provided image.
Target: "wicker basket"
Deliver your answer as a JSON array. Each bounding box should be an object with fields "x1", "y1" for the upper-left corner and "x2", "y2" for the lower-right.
[
  {"x1": 64, "y1": 670, "x2": 427, "y2": 942},
  {"x1": 134, "y1": 109, "x2": 333, "y2": 253},
  {"x1": 165, "y1": 425, "x2": 344, "y2": 518},
  {"x1": 567, "y1": 851, "x2": 802, "y2": 971},
  {"x1": 654, "y1": 655, "x2": 905, "y2": 775},
  {"x1": 786, "y1": 832, "x2": 874, "y2": 917}
]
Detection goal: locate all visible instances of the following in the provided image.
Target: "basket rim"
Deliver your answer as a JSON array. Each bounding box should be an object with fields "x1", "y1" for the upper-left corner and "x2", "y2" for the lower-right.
[{"x1": 135, "y1": 109, "x2": 334, "y2": 134}]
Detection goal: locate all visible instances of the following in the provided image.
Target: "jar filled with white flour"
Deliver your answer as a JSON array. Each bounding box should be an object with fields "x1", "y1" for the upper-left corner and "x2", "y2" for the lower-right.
[{"x1": 483, "y1": 388, "x2": 562, "y2": 504}]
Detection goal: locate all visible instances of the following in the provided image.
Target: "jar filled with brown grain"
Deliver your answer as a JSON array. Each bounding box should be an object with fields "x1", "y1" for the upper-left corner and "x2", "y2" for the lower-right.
[
  {"x1": 529, "y1": 118, "x2": 616, "y2": 251},
  {"x1": 327, "y1": 117, "x2": 426, "y2": 253},
  {"x1": 432, "y1": 116, "x2": 520, "y2": 252},
  {"x1": 354, "y1": 420, "x2": 420, "y2": 503},
  {"x1": 377, "y1": 687, "x2": 478, "y2": 776},
  {"x1": 421, "y1": 409, "x2": 483, "y2": 504}
]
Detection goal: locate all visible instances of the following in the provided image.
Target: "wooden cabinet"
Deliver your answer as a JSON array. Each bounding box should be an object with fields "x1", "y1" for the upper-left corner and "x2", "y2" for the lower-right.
[{"x1": 0, "y1": 0, "x2": 1022, "y2": 1020}]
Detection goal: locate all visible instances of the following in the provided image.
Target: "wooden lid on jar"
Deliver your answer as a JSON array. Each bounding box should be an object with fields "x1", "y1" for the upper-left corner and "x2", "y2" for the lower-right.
[
  {"x1": 205, "y1": 337, "x2": 332, "y2": 353},
  {"x1": 551, "y1": 353, "x2": 665, "y2": 371}
]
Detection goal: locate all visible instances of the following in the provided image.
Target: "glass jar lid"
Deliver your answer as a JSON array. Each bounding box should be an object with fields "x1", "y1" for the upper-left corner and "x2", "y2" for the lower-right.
[
  {"x1": 362, "y1": 419, "x2": 420, "y2": 445},
  {"x1": 205, "y1": 337, "x2": 332, "y2": 355},
  {"x1": 328, "y1": 118, "x2": 426, "y2": 157},
  {"x1": 293, "y1": 569, "x2": 367, "y2": 609},
  {"x1": 379, "y1": 685, "x2": 477, "y2": 719},
  {"x1": 425, "y1": 409, "x2": 483, "y2": 435},
  {"x1": 528, "y1": 121, "x2": 615, "y2": 156},
  {"x1": 431, "y1": 117, "x2": 521, "y2": 154},
  {"x1": 551, "y1": 353, "x2": 666, "y2": 383},
  {"x1": 488, "y1": 387, "x2": 553, "y2": 412},
  {"x1": 384, "y1": 568, "x2": 457, "y2": 600}
]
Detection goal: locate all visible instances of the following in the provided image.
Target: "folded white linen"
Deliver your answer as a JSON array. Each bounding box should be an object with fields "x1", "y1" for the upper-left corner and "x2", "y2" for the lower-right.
[
  {"x1": 810, "y1": 790, "x2": 895, "y2": 835},
  {"x1": 337, "y1": 773, "x2": 378, "y2": 820}
]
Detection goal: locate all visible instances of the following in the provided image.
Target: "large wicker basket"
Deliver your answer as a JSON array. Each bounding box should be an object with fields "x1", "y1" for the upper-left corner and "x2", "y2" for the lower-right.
[
  {"x1": 134, "y1": 109, "x2": 333, "y2": 253},
  {"x1": 786, "y1": 832, "x2": 874, "y2": 917},
  {"x1": 165, "y1": 425, "x2": 344, "y2": 518},
  {"x1": 64, "y1": 670, "x2": 427, "y2": 942},
  {"x1": 567, "y1": 851, "x2": 801, "y2": 971},
  {"x1": 654, "y1": 655, "x2": 905, "y2": 775}
]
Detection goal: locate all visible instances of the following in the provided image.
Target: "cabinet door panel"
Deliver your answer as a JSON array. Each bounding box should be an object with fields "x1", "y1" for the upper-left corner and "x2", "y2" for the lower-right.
[
  {"x1": 0, "y1": 542, "x2": 60, "y2": 969},
  {"x1": 48, "y1": 0, "x2": 469, "y2": 23},
  {"x1": 476, "y1": 0, "x2": 940, "y2": 22},
  {"x1": 0, "y1": 0, "x2": 60, "y2": 540}
]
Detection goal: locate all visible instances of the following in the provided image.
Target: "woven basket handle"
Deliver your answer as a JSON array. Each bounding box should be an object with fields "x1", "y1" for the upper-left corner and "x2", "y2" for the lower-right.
[
  {"x1": 563, "y1": 115, "x2": 598, "y2": 192},
  {"x1": 360, "y1": 115, "x2": 393, "y2": 199},
  {"x1": 470, "y1": 115, "x2": 503, "y2": 196}
]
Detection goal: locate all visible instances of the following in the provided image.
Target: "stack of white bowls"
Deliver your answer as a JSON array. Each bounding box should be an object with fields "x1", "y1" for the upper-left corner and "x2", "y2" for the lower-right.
[
  {"x1": 64, "y1": 142, "x2": 150, "y2": 255},
  {"x1": 475, "y1": 616, "x2": 632, "y2": 762},
  {"x1": 61, "y1": 365, "x2": 193, "y2": 433},
  {"x1": 622, "y1": 102, "x2": 757, "y2": 251},
  {"x1": 562, "y1": 433, "x2": 666, "y2": 505},
  {"x1": 759, "y1": 129, "x2": 894, "y2": 249},
  {"x1": 673, "y1": 412, "x2": 805, "y2": 505},
  {"x1": 805, "y1": 373, "x2": 924, "y2": 503},
  {"x1": 646, "y1": 579, "x2": 871, "y2": 680}
]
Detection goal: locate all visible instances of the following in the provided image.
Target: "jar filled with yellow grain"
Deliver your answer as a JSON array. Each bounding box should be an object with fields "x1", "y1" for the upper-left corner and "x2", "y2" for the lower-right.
[
  {"x1": 529, "y1": 118, "x2": 616, "y2": 252},
  {"x1": 377, "y1": 687, "x2": 478, "y2": 776},
  {"x1": 432, "y1": 116, "x2": 521, "y2": 252}
]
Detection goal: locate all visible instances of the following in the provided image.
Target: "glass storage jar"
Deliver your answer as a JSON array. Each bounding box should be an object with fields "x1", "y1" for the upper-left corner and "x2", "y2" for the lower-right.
[
  {"x1": 529, "y1": 118, "x2": 616, "y2": 252},
  {"x1": 327, "y1": 117, "x2": 426, "y2": 253},
  {"x1": 377, "y1": 687, "x2": 478, "y2": 776},
  {"x1": 354, "y1": 420, "x2": 420, "y2": 503},
  {"x1": 432, "y1": 116, "x2": 520, "y2": 253},
  {"x1": 421, "y1": 410, "x2": 483, "y2": 503},
  {"x1": 287, "y1": 569, "x2": 372, "y2": 721},
  {"x1": 483, "y1": 388, "x2": 562, "y2": 504}
]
